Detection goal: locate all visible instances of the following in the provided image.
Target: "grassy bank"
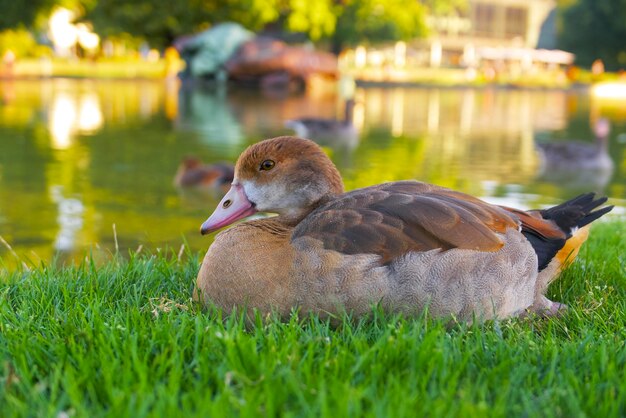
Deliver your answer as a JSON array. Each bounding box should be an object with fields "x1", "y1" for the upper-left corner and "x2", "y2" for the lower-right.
[
  {"x1": 1, "y1": 221, "x2": 625, "y2": 417},
  {"x1": 3, "y1": 58, "x2": 181, "y2": 79},
  {"x1": 5, "y1": 57, "x2": 620, "y2": 88}
]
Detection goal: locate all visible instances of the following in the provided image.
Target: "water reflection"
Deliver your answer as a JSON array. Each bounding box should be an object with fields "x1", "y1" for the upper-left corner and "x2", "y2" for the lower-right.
[
  {"x1": 176, "y1": 85, "x2": 244, "y2": 145},
  {"x1": 357, "y1": 87, "x2": 569, "y2": 138},
  {"x1": 49, "y1": 92, "x2": 104, "y2": 148},
  {"x1": 0, "y1": 79, "x2": 624, "y2": 269},
  {"x1": 49, "y1": 185, "x2": 84, "y2": 252}
]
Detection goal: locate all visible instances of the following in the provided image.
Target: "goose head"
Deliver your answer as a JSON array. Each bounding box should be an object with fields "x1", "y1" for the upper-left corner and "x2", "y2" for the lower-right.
[
  {"x1": 594, "y1": 118, "x2": 611, "y2": 140},
  {"x1": 200, "y1": 136, "x2": 344, "y2": 234}
]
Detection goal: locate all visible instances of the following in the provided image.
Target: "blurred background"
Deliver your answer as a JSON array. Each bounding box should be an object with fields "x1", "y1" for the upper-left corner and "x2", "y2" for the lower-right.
[{"x1": 0, "y1": 0, "x2": 625, "y2": 269}]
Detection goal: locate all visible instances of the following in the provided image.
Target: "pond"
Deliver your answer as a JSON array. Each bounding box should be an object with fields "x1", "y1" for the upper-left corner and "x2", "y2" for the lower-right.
[{"x1": 0, "y1": 78, "x2": 624, "y2": 270}]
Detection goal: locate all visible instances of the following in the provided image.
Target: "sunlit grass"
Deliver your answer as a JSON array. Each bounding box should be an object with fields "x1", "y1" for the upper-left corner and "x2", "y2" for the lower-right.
[
  {"x1": 12, "y1": 58, "x2": 180, "y2": 79},
  {"x1": 0, "y1": 221, "x2": 625, "y2": 417}
]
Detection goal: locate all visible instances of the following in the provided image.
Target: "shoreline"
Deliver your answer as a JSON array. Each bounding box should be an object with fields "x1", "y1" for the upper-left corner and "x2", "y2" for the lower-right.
[{"x1": 0, "y1": 73, "x2": 595, "y2": 91}]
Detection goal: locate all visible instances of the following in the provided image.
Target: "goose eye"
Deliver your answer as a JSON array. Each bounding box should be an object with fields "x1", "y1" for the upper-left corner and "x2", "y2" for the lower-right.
[{"x1": 260, "y1": 160, "x2": 275, "y2": 171}]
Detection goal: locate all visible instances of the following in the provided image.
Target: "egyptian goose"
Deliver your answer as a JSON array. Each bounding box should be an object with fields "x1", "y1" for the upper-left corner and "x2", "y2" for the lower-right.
[
  {"x1": 174, "y1": 157, "x2": 234, "y2": 190},
  {"x1": 284, "y1": 99, "x2": 358, "y2": 149},
  {"x1": 195, "y1": 136, "x2": 613, "y2": 321}
]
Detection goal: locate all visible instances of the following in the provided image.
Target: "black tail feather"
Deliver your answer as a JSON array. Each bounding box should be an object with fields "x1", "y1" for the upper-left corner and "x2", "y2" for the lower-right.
[
  {"x1": 538, "y1": 193, "x2": 614, "y2": 236},
  {"x1": 524, "y1": 193, "x2": 613, "y2": 271}
]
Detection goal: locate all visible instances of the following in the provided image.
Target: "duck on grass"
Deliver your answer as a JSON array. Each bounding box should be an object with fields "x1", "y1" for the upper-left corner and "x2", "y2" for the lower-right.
[{"x1": 194, "y1": 136, "x2": 613, "y2": 322}]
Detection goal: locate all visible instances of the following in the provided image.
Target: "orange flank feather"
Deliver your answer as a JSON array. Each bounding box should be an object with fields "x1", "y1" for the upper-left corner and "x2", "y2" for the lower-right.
[{"x1": 555, "y1": 226, "x2": 590, "y2": 272}]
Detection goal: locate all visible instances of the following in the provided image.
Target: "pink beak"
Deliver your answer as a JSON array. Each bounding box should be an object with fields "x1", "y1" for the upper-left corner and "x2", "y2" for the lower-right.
[{"x1": 200, "y1": 183, "x2": 258, "y2": 235}]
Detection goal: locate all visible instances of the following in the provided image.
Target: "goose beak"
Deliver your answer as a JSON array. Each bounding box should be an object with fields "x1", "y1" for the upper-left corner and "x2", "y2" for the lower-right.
[{"x1": 200, "y1": 183, "x2": 257, "y2": 235}]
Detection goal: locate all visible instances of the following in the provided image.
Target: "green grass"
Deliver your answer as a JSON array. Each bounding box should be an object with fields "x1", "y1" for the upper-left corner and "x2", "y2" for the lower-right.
[{"x1": 1, "y1": 221, "x2": 625, "y2": 418}]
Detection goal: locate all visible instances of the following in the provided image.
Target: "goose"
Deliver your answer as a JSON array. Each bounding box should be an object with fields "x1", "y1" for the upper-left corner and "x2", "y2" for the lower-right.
[
  {"x1": 174, "y1": 157, "x2": 234, "y2": 190},
  {"x1": 195, "y1": 136, "x2": 613, "y2": 321},
  {"x1": 284, "y1": 99, "x2": 358, "y2": 150},
  {"x1": 535, "y1": 118, "x2": 614, "y2": 189}
]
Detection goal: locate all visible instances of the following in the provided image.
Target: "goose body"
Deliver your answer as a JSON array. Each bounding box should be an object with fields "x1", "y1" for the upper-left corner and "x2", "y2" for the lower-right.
[
  {"x1": 195, "y1": 136, "x2": 613, "y2": 321},
  {"x1": 284, "y1": 99, "x2": 358, "y2": 149},
  {"x1": 535, "y1": 118, "x2": 614, "y2": 190},
  {"x1": 536, "y1": 118, "x2": 614, "y2": 172}
]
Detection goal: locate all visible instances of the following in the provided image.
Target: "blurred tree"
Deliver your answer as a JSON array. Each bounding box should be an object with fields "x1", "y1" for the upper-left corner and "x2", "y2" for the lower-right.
[
  {"x1": 285, "y1": 0, "x2": 337, "y2": 41},
  {"x1": 0, "y1": 28, "x2": 53, "y2": 57},
  {"x1": 81, "y1": 0, "x2": 284, "y2": 49},
  {"x1": 332, "y1": 0, "x2": 467, "y2": 53},
  {"x1": 0, "y1": 0, "x2": 58, "y2": 30},
  {"x1": 422, "y1": 0, "x2": 467, "y2": 15},
  {"x1": 80, "y1": 0, "x2": 466, "y2": 51},
  {"x1": 333, "y1": 0, "x2": 428, "y2": 49},
  {"x1": 557, "y1": 0, "x2": 626, "y2": 70}
]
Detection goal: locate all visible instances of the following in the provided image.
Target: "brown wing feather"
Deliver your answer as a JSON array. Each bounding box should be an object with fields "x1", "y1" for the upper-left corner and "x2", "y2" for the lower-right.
[
  {"x1": 292, "y1": 181, "x2": 520, "y2": 264},
  {"x1": 499, "y1": 207, "x2": 566, "y2": 240}
]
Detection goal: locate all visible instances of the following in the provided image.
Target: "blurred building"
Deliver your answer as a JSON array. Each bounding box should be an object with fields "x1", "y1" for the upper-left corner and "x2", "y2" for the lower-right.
[
  {"x1": 424, "y1": 0, "x2": 565, "y2": 67},
  {"x1": 432, "y1": 0, "x2": 555, "y2": 49},
  {"x1": 341, "y1": 0, "x2": 573, "y2": 84}
]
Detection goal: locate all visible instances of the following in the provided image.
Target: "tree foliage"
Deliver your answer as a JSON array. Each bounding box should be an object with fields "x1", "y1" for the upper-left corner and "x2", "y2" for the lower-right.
[
  {"x1": 0, "y1": 0, "x2": 58, "y2": 30},
  {"x1": 83, "y1": 0, "x2": 243, "y2": 48},
  {"x1": 0, "y1": 0, "x2": 468, "y2": 51},
  {"x1": 557, "y1": 0, "x2": 626, "y2": 70},
  {"x1": 81, "y1": 0, "x2": 338, "y2": 49},
  {"x1": 334, "y1": 0, "x2": 428, "y2": 47},
  {"x1": 0, "y1": 28, "x2": 53, "y2": 57},
  {"x1": 82, "y1": 0, "x2": 467, "y2": 50}
]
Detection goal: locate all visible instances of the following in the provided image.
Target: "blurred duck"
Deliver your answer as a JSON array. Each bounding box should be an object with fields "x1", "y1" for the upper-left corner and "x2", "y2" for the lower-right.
[
  {"x1": 194, "y1": 136, "x2": 612, "y2": 322},
  {"x1": 174, "y1": 157, "x2": 234, "y2": 190},
  {"x1": 536, "y1": 118, "x2": 613, "y2": 171},
  {"x1": 535, "y1": 118, "x2": 614, "y2": 190},
  {"x1": 284, "y1": 99, "x2": 358, "y2": 150}
]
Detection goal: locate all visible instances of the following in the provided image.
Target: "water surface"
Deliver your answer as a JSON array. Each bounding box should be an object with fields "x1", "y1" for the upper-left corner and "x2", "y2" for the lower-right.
[{"x1": 1, "y1": 79, "x2": 624, "y2": 270}]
